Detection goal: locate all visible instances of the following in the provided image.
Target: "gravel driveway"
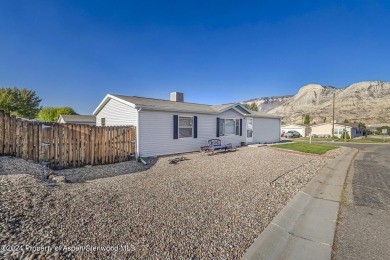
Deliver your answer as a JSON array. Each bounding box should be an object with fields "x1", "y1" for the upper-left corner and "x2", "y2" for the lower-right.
[{"x1": 0, "y1": 146, "x2": 345, "y2": 259}]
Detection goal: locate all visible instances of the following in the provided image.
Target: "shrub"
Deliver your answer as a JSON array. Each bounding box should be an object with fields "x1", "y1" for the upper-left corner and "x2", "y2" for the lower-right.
[{"x1": 341, "y1": 132, "x2": 350, "y2": 139}]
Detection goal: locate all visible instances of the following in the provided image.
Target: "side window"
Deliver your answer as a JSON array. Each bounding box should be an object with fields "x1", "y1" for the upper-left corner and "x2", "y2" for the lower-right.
[{"x1": 101, "y1": 118, "x2": 106, "y2": 126}]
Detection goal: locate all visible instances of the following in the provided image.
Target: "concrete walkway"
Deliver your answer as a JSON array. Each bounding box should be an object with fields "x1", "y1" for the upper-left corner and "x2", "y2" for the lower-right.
[{"x1": 242, "y1": 147, "x2": 358, "y2": 260}]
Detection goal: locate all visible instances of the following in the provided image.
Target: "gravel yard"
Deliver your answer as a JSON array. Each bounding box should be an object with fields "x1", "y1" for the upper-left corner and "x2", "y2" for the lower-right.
[{"x1": 0, "y1": 146, "x2": 346, "y2": 259}]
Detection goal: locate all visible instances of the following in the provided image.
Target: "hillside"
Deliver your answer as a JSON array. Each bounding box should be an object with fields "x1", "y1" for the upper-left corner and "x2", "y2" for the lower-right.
[{"x1": 243, "y1": 81, "x2": 390, "y2": 124}]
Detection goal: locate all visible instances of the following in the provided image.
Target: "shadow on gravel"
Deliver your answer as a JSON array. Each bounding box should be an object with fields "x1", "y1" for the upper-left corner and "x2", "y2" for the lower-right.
[
  {"x1": 55, "y1": 158, "x2": 158, "y2": 183},
  {"x1": 0, "y1": 156, "x2": 159, "y2": 184}
]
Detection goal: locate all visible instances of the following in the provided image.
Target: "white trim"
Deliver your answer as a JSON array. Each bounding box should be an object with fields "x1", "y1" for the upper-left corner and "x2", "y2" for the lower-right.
[
  {"x1": 93, "y1": 94, "x2": 137, "y2": 115},
  {"x1": 218, "y1": 103, "x2": 252, "y2": 115},
  {"x1": 178, "y1": 116, "x2": 194, "y2": 139},
  {"x1": 136, "y1": 108, "x2": 141, "y2": 156}
]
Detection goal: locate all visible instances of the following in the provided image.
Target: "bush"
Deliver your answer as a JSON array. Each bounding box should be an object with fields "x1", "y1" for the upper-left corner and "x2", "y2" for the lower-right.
[{"x1": 341, "y1": 132, "x2": 350, "y2": 139}]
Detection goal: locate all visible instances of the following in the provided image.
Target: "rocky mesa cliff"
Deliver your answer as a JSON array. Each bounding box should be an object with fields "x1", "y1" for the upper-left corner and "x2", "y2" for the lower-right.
[{"x1": 243, "y1": 81, "x2": 390, "y2": 124}]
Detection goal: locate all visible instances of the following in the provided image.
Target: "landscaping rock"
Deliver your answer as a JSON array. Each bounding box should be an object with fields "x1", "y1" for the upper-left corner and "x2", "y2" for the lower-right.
[{"x1": 0, "y1": 146, "x2": 345, "y2": 259}]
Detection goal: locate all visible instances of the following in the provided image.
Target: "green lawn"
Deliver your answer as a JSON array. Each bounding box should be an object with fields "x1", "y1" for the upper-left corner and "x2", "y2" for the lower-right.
[
  {"x1": 347, "y1": 137, "x2": 390, "y2": 143},
  {"x1": 296, "y1": 137, "x2": 339, "y2": 142},
  {"x1": 272, "y1": 142, "x2": 339, "y2": 155},
  {"x1": 296, "y1": 137, "x2": 390, "y2": 143}
]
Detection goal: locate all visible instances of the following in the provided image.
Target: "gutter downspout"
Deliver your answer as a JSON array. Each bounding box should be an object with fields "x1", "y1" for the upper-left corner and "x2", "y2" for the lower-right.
[{"x1": 136, "y1": 108, "x2": 142, "y2": 157}]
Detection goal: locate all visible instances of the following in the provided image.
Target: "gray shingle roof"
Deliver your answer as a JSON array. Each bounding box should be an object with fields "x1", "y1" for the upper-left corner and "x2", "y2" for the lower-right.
[
  {"x1": 59, "y1": 115, "x2": 95, "y2": 123},
  {"x1": 111, "y1": 94, "x2": 218, "y2": 113},
  {"x1": 103, "y1": 94, "x2": 281, "y2": 119}
]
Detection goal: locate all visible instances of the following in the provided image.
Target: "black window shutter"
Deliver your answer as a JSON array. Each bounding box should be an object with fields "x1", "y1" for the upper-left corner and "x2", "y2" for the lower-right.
[
  {"x1": 193, "y1": 116, "x2": 198, "y2": 138},
  {"x1": 173, "y1": 115, "x2": 178, "y2": 139},
  {"x1": 240, "y1": 119, "x2": 243, "y2": 136},
  {"x1": 216, "y1": 117, "x2": 220, "y2": 137}
]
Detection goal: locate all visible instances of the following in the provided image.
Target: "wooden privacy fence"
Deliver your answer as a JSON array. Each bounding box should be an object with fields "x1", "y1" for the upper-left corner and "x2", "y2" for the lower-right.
[{"x1": 0, "y1": 110, "x2": 136, "y2": 169}]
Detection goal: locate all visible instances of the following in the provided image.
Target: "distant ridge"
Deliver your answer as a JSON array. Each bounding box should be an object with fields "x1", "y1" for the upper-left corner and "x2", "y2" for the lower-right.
[{"x1": 243, "y1": 81, "x2": 390, "y2": 124}]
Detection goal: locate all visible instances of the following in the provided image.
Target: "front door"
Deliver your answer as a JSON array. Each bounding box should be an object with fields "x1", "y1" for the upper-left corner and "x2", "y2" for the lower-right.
[{"x1": 246, "y1": 118, "x2": 253, "y2": 143}]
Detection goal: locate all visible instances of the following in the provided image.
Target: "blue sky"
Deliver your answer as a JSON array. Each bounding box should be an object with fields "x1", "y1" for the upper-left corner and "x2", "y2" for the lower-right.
[{"x1": 1, "y1": 0, "x2": 390, "y2": 114}]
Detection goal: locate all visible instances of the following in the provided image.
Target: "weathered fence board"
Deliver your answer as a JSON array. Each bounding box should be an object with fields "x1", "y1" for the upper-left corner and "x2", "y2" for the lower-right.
[{"x1": 0, "y1": 110, "x2": 136, "y2": 169}]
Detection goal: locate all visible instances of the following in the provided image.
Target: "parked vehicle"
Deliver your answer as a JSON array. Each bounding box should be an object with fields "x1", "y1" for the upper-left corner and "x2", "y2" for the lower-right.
[{"x1": 285, "y1": 130, "x2": 301, "y2": 138}]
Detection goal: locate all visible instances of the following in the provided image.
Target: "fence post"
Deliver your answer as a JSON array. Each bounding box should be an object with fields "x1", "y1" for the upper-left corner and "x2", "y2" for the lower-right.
[
  {"x1": 4, "y1": 112, "x2": 10, "y2": 155},
  {"x1": 10, "y1": 115, "x2": 16, "y2": 155},
  {"x1": 33, "y1": 123, "x2": 39, "y2": 162},
  {"x1": 0, "y1": 110, "x2": 4, "y2": 155}
]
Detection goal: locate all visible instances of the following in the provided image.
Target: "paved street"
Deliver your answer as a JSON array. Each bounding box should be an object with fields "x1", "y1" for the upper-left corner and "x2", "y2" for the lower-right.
[{"x1": 333, "y1": 143, "x2": 390, "y2": 260}]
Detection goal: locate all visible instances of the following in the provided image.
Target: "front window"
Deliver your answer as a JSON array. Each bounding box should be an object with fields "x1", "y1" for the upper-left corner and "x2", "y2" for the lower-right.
[
  {"x1": 219, "y1": 119, "x2": 240, "y2": 136},
  {"x1": 179, "y1": 116, "x2": 193, "y2": 138}
]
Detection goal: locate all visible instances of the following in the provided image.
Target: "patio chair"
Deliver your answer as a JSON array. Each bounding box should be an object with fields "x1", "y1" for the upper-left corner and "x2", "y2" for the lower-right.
[
  {"x1": 208, "y1": 139, "x2": 228, "y2": 151},
  {"x1": 200, "y1": 139, "x2": 228, "y2": 153}
]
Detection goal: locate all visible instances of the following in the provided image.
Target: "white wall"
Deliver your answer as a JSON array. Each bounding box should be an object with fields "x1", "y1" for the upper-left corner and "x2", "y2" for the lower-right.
[
  {"x1": 95, "y1": 98, "x2": 138, "y2": 127},
  {"x1": 252, "y1": 118, "x2": 281, "y2": 143},
  {"x1": 138, "y1": 109, "x2": 246, "y2": 156},
  {"x1": 281, "y1": 127, "x2": 305, "y2": 136}
]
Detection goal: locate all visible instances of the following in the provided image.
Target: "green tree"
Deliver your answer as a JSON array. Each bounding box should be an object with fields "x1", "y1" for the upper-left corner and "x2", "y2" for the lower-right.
[
  {"x1": 323, "y1": 117, "x2": 327, "y2": 123},
  {"x1": 281, "y1": 121, "x2": 286, "y2": 125},
  {"x1": 343, "y1": 119, "x2": 350, "y2": 123},
  {"x1": 358, "y1": 122, "x2": 367, "y2": 131},
  {"x1": 304, "y1": 114, "x2": 310, "y2": 124},
  {"x1": 37, "y1": 107, "x2": 78, "y2": 122},
  {"x1": 244, "y1": 102, "x2": 258, "y2": 112},
  {"x1": 0, "y1": 87, "x2": 42, "y2": 118}
]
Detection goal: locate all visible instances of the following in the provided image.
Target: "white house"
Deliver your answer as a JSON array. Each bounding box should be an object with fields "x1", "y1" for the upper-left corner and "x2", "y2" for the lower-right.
[
  {"x1": 281, "y1": 123, "x2": 308, "y2": 137},
  {"x1": 310, "y1": 122, "x2": 363, "y2": 139},
  {"x1": 93, "y1": 92, "x2": 282, "y2": 157},
  {"x1": 57, "y1": 115, "x2": 96, "y2": 125}
]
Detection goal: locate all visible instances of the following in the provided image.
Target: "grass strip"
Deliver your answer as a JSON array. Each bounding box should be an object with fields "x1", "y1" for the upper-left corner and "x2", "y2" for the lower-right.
[{"x1": 272, "y1": 142, "x2": 338, "y2": 155}]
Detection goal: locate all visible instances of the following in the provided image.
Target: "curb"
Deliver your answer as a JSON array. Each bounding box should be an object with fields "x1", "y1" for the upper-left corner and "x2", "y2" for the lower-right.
[{"x1": 242, "y1": 147, "x2": 358, "y2": 260}]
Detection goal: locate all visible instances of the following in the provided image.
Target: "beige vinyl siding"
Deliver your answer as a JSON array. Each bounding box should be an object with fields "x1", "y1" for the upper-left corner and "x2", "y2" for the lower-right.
[
  {"x1": 95, "y1": 98, "x2": 138, "y2": 126},
  {"x1": 311, "y1": 123, "x2": 354, "y2": 138},
  {"x1": 138, "y1": 109, "x2": 246, "y2": 156},
  {"x1": 252, "y1": 118, "x2": 281, "y2": 143}
]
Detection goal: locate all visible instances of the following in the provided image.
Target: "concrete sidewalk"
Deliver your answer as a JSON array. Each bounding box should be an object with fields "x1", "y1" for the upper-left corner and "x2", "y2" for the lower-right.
[{"x1": 242, "y1": 148, "x2": 358, "y2": 260}]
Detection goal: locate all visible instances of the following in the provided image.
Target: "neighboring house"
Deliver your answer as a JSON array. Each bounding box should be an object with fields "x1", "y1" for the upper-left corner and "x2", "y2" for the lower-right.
[
  {"x1": 57, "y1": 115, "x2": 96, "y2": 125},
  {"x1": 367, "y1": 124, "x2": 388, "y2": 134},
  {"x1": 281, "y1": 123, "x2": 308, "y2": 137},
  {"x1": 93, "y1": 92, "x2": 282, "y2": 157},
  {"x1": 310, "y1": 122, "x2": 363, "y2": 139}
]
